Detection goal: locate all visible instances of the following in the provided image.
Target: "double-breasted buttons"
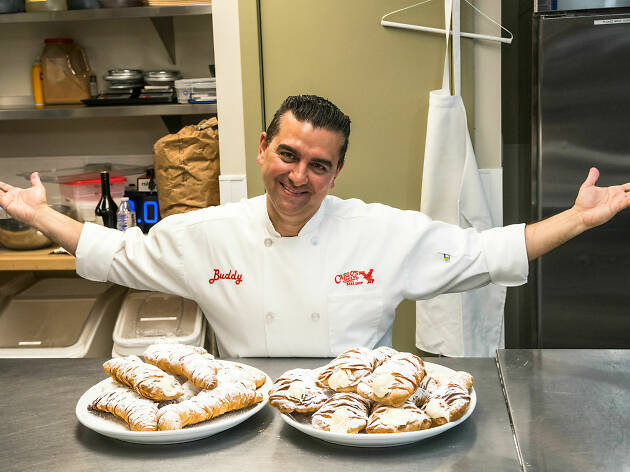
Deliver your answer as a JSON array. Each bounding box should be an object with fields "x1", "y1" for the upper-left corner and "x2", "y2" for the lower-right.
[
  {"x1": 264, "y1": 238, "x2": 273, "y2": 247},
  {"x1": 311, "y1": 312, "x2": 320, "y2": 322}
]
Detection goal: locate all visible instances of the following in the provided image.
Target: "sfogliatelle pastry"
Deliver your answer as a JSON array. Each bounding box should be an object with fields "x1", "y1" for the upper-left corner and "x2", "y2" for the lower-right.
[
  {"x1": 366, "y1": 400, "x2": 432, "y2": 433},
  {"x1": 269, "y1": 368, "x2": 329, "y2": 413},
  {"x1": 143, "y1": 343, "x2": 218, "y2": 390},
  {"x1": 422, "y1": 382, "x2": 471, "y2": 426},
  {"x1": 157, "y1": 381, "x2": 263, "y2": 430},
  {"x1": 311, "y1": 392, "x2": 372, "y2": 434},
  {"x1": 103, "y1": 355, "x2": 184, "y2": 401},
  {"x1": 88, "y1": 385, "x2": 158, "y2": 431},
  {"x1": 357, "y1": 352, "x2": 426, "y2": 407}
]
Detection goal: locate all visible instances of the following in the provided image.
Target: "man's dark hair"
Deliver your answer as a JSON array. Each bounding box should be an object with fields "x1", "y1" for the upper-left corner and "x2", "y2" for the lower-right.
[{"x1": 265, "y1": 95, "x2": 351, "y2": 168}]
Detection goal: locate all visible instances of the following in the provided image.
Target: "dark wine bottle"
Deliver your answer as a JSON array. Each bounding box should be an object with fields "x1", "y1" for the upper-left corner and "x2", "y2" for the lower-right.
[{"x1": 95, "y1": 170, "x2": 118, "y2": 228}]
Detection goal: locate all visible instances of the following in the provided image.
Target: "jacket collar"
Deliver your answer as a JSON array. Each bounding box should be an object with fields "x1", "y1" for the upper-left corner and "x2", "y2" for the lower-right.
[{"x1": 258, "y1": 194, "x2": 327, "y2": 238}]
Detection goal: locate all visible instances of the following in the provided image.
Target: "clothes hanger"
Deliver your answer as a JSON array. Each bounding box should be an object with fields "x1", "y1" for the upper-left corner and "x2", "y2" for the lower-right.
[{"x1": 381, "y1": 0, "x2": 513, "y2": 44}]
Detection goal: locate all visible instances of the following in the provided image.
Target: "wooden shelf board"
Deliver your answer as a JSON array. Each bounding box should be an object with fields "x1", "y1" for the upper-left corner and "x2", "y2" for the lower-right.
[{"x1": 0, "y1": 247, "x2": 75, "y2": 271}]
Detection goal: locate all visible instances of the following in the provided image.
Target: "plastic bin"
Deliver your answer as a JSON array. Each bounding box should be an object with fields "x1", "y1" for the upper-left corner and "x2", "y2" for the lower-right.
[
  {"x1": 174, "y1": 78, "x2": 215, "y2": 104},
  {"x1": 112, "y1": 290, "x2": 207, "y2": 357},
  {"x1": 60, "y1": 175, "x2": 126, "y2": 223},
  {"x1": 0, "y1": 277, "x2": 126, "y2": 358}
]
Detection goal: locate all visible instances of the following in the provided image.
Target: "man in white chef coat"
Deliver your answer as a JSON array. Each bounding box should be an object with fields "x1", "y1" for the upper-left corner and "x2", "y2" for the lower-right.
[{"x1": 2, "y1": 95, "x2": 630, "y2": 357}]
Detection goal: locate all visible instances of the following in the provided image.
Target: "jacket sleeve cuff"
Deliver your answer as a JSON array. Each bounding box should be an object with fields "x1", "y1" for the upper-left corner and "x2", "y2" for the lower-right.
[
  {"x1": 75, "y1": 222, "x2": 124, "y2": 282},
  {"x1": 480, "y1": 223, "x2": 528, "y2": 286}
]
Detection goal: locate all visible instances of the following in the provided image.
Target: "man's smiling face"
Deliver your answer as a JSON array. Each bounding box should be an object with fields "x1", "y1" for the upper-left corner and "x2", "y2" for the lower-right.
[{"x1": 257, "y1": 111, "x2": 344, "y2": 235}]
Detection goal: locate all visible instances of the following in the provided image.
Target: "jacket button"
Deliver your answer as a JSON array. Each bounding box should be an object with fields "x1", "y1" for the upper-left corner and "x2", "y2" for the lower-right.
[
  {"x1": 264, "y1": 238, "x2": 273, "y2": 247},
  {"x1": 265, "y1": 312, "x2": 274, "y2": 323},
  {"x1": 311, "y1": 312, "x2": 320, "y2": 322},
  {"x1": 311, "y1": 237, "x2": 319, "y2": 246}
]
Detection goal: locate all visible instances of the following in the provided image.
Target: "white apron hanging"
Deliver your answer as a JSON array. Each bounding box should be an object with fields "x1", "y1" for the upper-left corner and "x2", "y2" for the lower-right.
[{"x1": 415, "y1": 0, "x2": 506, "y2": 357}]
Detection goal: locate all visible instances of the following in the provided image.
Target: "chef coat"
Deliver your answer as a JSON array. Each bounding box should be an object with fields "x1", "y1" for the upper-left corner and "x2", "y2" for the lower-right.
[{"x1": 76, "y1": 194, "x2": 528, "y2": 358}]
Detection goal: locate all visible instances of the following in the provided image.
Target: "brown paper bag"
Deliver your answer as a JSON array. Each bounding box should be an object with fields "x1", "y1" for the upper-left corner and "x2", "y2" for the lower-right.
[{"x1": 153, "y1": 117, "x2": 220, "y2": 217}]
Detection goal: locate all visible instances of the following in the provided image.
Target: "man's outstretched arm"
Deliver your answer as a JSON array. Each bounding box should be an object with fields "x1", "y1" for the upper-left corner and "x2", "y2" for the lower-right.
[
  {"x1": 0, "y1": 172, "x2": 83, "y2": 255},
  {"x1": 525, "y1": 167, "x2": 630, "y2": 261}
]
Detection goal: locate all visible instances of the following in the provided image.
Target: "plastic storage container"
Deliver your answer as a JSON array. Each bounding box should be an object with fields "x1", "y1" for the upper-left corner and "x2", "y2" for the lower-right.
[
  {"x1": 41, "y1": 38, "x2": 91, "y2": 104},
  {"x1": 0, "y1": 0, "x2": 25, "y2": 13},
  {"x1": 25, "y1": 0, "x2": 67, "y2": 11},
  {"x1": 0, "y1": 278, "x2": 127, "y2": 358},
  {"x1": 60, "y1": 175, "x2": 126, "y2": 223},
  {"x1": 112, "y1": 290, "x2": 206, "y2": 357},
  {"x1": 174, "y1": 78, "x2": 215, "y2": 104},
  {"x1": 67, "y1": 0, "x2": 100, "y2": 9}
]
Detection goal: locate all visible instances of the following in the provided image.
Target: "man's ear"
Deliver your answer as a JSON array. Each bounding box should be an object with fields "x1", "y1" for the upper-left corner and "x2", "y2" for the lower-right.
[
  {"x1": 330, "y1": 162, "x2": 344, "y2": 189},
  {"x1": 257, "y1": 132, "x2": 268, "y2": 166}
]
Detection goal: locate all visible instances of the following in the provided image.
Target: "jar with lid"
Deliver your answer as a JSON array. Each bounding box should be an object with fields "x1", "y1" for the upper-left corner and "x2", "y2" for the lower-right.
[
  {"x1": 25, "y1": 0, "x2": 68, "y2": 12},
  {"x1": 41, "y1": 38, "x2": 91, "y2": 105}
]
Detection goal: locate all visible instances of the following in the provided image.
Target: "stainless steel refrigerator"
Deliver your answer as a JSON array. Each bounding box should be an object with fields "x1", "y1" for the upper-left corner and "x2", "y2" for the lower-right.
[{"x1": 533, "y1": 0, "x2": 630, "y2": 347}]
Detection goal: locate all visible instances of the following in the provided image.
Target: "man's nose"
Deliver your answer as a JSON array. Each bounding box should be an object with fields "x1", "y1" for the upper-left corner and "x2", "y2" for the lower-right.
[{"x1": 288, "y1": 163, "x2": 308, "y2": 186}]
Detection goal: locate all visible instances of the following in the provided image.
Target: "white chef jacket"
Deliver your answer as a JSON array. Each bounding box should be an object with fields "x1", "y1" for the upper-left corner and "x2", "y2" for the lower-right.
[{"x1": 76, "y1": 194, "x2": 528, "y2": 358}]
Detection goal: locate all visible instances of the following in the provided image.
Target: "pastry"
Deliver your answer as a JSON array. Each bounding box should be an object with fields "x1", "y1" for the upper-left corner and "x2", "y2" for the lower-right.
[
  {"x1": 143, "y1": 343, "x2": 218, "y2": 390},
  {"x1": 215, "y1": 360, "x2": 267, "y2": 389},
  {"x1": 158, "y1": 380, "x2": 201, "y2": 408},
  {"x1": 311, "y1": 392, "x2": 372, "y2": 434},
  {"x1": 103, "y1": 355, "x2": 184, "y2": 401},
  {"x1": 366, "y1": 400, "x2": 432, "y2": 433},
  {"x1": 422, "y1": 382, "x2": 471, "y2": 426},
  {"x1": 157, "y1": 381, "x2": 263, "y2": 430},
  {"x1": 269, "y1": 368, "x2": 330, "y2": 413},
  {"x1": 356, "y1": 352, "x2": 426, "y2": 407},
  {"x1": 88, "y1": 385, "x2": 158, "y2": 431},
  {"x1": 316, "y1": 347, "x2": 377, "y2": 393}
]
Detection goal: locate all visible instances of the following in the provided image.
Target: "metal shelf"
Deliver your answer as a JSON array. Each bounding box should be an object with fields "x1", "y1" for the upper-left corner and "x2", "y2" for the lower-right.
[
  {"x1": 0, "y1": 103, "x2": 216, "y2": 120},
  {"x1": 0, "y1": 5, "x2": 211, "y2": 24}
]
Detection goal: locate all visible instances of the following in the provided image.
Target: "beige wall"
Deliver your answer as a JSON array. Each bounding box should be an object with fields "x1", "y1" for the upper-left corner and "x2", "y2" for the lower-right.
[{"x1": 249, "y1": 0, "x2": 477, "y2": 352}]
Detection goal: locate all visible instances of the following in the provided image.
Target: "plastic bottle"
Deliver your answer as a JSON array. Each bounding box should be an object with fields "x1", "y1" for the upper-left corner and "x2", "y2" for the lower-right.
[
  {"x1": 31, "y1": 58, "x2": 44, "y2": 108},
  {"x1": 95, "y1": 171, "x2": 118, "y2": 229},
  {"x1": 116, "y1": 197, "x2": 136, "y2": 232}
]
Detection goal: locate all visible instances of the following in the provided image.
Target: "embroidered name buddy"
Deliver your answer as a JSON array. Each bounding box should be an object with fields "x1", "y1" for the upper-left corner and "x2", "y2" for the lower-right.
[{"x1": 209, "y1": 269, "x2": 243, "y2": 285}]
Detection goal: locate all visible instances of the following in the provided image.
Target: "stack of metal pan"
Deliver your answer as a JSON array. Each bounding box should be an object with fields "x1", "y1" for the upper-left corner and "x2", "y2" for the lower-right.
[{"x1": 102, "y1": 69, "x2": 144, "y2": 95}]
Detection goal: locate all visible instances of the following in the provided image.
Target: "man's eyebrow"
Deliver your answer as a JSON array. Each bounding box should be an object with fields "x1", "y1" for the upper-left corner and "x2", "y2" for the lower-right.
[
  {"x1": 275, "y1": 144, "x2": 298, "y2": 155},
  {"x1": 275, "y1": 144, "x2": 334, "y2": 169}
]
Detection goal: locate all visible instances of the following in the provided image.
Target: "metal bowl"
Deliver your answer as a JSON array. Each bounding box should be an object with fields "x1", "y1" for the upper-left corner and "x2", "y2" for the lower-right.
[{"x1": 0, "y1": 204, "x2": 72, "y2": 251}]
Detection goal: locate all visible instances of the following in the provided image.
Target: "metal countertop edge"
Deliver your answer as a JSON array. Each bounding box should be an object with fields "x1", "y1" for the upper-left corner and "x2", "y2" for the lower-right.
[{"x1": 495, "y1": 353, "x2": 526, "y2": 472}]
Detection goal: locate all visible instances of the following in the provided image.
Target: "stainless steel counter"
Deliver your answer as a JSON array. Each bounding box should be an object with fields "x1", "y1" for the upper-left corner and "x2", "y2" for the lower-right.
[
  {"x1": 0, "y1": 357, "x2": 519, "y2": 472},
  {"x1": 497, "y1": 349, "x2": 630, "y2": 472}
]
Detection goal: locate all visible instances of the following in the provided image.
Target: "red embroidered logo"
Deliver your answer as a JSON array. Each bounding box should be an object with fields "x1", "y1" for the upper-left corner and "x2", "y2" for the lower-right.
[
  {"x1": 334, "y1": 269, "x2": 374, "y2": 286},
  {"x1": 209, "y1": 269, "x2": 243, "y2": 285}
]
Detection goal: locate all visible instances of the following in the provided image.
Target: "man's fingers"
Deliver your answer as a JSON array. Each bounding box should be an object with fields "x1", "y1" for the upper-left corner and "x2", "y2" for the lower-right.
[
  {"x1": 584, "y1": 167, "x2": 600, "y2": 187},
  {"x1": 30, "y1": 172, "x2": 42, "y2": 187},
  {"x1": 0, "y1": 181, "x2": 12, "y2": 192}
]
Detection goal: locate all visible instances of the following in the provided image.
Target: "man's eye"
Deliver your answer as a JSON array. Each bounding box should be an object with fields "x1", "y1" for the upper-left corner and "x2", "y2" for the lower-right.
[{"x1": 280, "y1": 152, "x2": 295, "y2": 161}]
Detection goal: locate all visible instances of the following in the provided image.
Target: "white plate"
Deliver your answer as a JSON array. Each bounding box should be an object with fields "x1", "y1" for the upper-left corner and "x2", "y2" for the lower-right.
[
  {"x1": 279, "y1": 362, "x2": 476, "y2": 447},
  {"x1": 76, "y1": 361, "x2": 271, "y2": 444}
]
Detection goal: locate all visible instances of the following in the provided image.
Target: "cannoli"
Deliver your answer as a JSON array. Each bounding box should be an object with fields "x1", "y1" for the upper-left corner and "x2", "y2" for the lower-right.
[
  {"x1": 158, "y1": 380, "x2": 201, "y2": 408},
  {"x1": 157, "y1": 381, "x2": 263, "y2": 430},
  {"x1": 316, "y1": 347, "x2": 377, "y2": 393},
  {"x1": 422, "y1": 382, "x2": 471, "y2": 426},
  {"x1": 103, "y1": 355, "x2": 184, "y2": 401},
  {"x1": 143, "y1": 343, "x2": 218, "y2": 390},
  {"x1": 356, "y1": 352, "x2": 426, "y2": 407},
  {"x1": 366, "y1": 400, "x2": 432, "y2": 433},
  {"x1": 215, "y1": 360, "x2": 267, "y2": 389},
  {"x1": 311, "y1": 392, "x2": 372, "y2": 434},
  {"x1": 269, "y1": 368, "x2": 330, "y2": 414},
  {"x1": 88, "y1": 385, "x2": 158, "y2": 431}
]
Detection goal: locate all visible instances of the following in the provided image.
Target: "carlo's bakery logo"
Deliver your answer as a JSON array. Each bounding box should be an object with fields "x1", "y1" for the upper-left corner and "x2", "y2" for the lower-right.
[
  {"x1": 209, "y1": 269, "x2": 243, "y2": 285},
  {"x1": 334, "y1": 269, "x2": 374, "y2": 286}
]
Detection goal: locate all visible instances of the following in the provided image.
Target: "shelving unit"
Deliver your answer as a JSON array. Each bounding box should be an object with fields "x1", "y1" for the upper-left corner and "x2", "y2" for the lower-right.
[{"x1": 0, "y1": 4, "x2": 217, "y2": 269}]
